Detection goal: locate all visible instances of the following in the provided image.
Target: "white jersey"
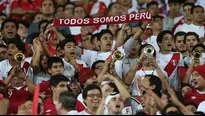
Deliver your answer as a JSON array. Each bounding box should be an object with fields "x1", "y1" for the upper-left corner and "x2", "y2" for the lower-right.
[
  {"x1": 76, "y1": 59, "x2": 88, "y2": 68},
  {"x1": 0, "y1": 59, "x2": 31, "y2": 80},
  {"x1": 131, "y1": 69, "x2": 168, "y2": 96},
  {"x1": 78, "y1": 110, "x2": 92, "y2": 115},
  {"x1": 174, "y1": 23, "x2": 190, "y2": 35},
  {"x1": 122, "y1": 57, "x2": 137, "y2": 79},
  {"x1": 175, "y1": 24, "x2": 205, "y2": 38},
  {"x1": 67, "y1": 110, "x2": 79, "y2": 115},
  {"x1": 62, "y1": 59, "x2": 76, "y2": 80},
  {"x1": 81, "y1": 47, "x2": 125, "y2": 78},
  {"x1": 156, "y1": 52, "x2": 184, "y2": 91},
  {"x1": 33, "y1": 72, "x2": 50, "y2": 84}
]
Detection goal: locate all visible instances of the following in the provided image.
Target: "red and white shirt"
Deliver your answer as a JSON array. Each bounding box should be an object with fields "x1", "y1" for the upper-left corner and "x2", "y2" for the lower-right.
[
  {"x1": 43, "y1": 98, "x2": 58, "y2": 115},
  {"x1": 0, "y1": 59, "x2": 30, "y2": 80},
  {"x1": 156, "y1": 52, "x2": 184, "y2": 91},
  {"x1": 6, "y1": 85, "x2": 31, "y2": 115},
  {"x1": 184, "y1": 89, "x2": 205, "y2": 106},
  {"x1": 131, "y1": 69, "x2": 168, "y2": 96},
  {"x1": 87, "y1": 0, "x2": 108, "y2": 16}
]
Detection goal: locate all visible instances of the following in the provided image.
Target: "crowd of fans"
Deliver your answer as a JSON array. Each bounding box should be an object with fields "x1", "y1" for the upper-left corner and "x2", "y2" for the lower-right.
[{"x1": 0, "y1": 0, "x2": 205, "y2": 115}]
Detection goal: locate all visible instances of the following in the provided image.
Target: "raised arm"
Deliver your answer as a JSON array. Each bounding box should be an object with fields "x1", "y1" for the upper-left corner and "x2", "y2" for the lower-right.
[
  {"x1": 104, "y1": 74, "x2": 131, "y2": 101},
  {"x1": 183, "y1": 60, "x2": 195, "y2": 84},
  {"x1": 152, "y1": 59, "x2": 170, "y2": 91},
  {"x1": 19, "y1": 70, "x2": 35, "y2": 94},
  {"x1": 124, "y1": 23, "x2": 146, "y2": 55},
  {"x1": 125, "y1": 52, "x2": 144, "y2": 85},
  {"x1": 31, "y1": 39, "x2": 42, "y2": 74},
  {"x1": 114, "y1": 24, "x2": 127, "y2": 49}
]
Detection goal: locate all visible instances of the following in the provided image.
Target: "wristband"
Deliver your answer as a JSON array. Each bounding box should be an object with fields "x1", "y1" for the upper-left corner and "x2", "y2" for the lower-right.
[{"x1": 140, "y1": 26, "x2": 145, "y2": 31}]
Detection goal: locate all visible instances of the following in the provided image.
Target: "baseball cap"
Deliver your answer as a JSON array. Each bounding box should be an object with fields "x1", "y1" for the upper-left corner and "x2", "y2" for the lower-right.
[{"x1": 78, "y1": 68, "x2": 97, "y2": 85}]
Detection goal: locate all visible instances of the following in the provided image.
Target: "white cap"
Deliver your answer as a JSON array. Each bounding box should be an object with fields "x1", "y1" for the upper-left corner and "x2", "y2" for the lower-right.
[{"x1": 105, "y1": 93, "x2": 120, "y2": 105}]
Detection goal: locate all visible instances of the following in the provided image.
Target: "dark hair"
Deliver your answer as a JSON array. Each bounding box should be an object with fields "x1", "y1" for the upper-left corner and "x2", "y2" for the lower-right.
[
  {"x1": 184, "y1": 32, "x2": 199, "y2": 44},
  {"x1": 32, "y1": 12, "x2": 43, "y2": 22},
  {"x1": 108, "y1": 3, "x2": 118, "y2": 11},
  {"x1": 38, "y1": 19, "x2": 49, "y2": 31},
  {"x1": 82, "y1": 84, "x2": 102, "y2": 99},
  {"x1": 183, "y1": 3, "x2": 195, "y2": 10},
  {"x1": 174, "y1": 31, "x2": 186, "y2": 42},
  {"x1": 47, "y1": 57, "x2": 64, "y2": 69},
  {"x1": 7, "y1": 38, "x2": 25, "y2": 53},
  {"x1": 63, "y1": 2, "x2": 76, "y2": 11},
  {"x1": 146, "y1": 74, "x2": 162, "y2": 97},
  {"x1": 0, "y1": 45, "x2": 7, "y2": 49},
  {"x1": 194, "y1": 111, "x2": 205, "y2": 115},
  {"x1": 161, "y1": 104, "x2": 183, "y2": 115},
  {"x1": 138, "y1": 44, "x2": 156, "y2": 57},
  {"x1": 39, "y1": 54, "x2": 49, "y2": 74},
  {"x1": 192, "y1": 43, "x2": 205, "y2": 52},
  {"x1": 55, "y1": 5, "x2": 64, "y2": 13},
  {"x1": 191, "y1": 5, "x2": 204, "y2": 14},
  {"x1": 26, "y1": 32, "x2": 40, "y2": 44},
  {"x1": 58, "y1": 91, "x2": 77, "y2": 111},
  {"x1": 147, "y1": 1, "x2": 158, "y2": 8},
  {"x1": 90, "y1": 33, "x2": 99, "y2": 44},
  {"x1": 1, "y1": 18, "x2": 18, "y2": 31},
  {"x1": 184, "y1": 102, "x2": 197, "y2": 108},
  {"x1": 0, "y1": 12, "x2": 7, "y2": 18},
  {"x1": 157, "y1": 30, "x2": 173, "y2": 43},
  {"x1": 97, "y1": 29, "x2": 113, "y2": 41},
  {"x1": 43, "y1": 21, "x2": 53, "y2": 33},
  {"x1": 152, "y1": 15, "x2": 163, "y2": 21},
  {"x1": 18, "y1": 20, "x2": 30, "y2": 29},
  {"x1": 181, "y1": 83, "x2": 192, "y2": 91},
  {"x1": 50, "y1": 74, "x2": 69, "y2": 88},
  {"x1": 41, "y1": 0, "x2": 54, "y2": 6},
  {"x1": 74, "y1": 6, "x2": 86, "y2": 13},
  {"x1": 168, "y1": 0, "x2": 181, "y2": 4},
  {"x1": 60, "y1": 35, "x2": 76, "y2": 49},
  {"x1": 91, "y1": 60, "x2": 105, "y2": 70}
]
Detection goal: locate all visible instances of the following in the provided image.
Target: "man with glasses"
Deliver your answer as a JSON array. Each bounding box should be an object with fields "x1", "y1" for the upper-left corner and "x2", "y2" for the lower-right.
[{"x1": 78, "y1": 84, "x2": 102, "y2": 115}]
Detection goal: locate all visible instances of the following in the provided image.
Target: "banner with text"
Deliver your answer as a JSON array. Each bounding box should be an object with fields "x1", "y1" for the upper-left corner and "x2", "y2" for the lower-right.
[{"x1": 53, "y1": 12, "x2": 152, "y2": 26}]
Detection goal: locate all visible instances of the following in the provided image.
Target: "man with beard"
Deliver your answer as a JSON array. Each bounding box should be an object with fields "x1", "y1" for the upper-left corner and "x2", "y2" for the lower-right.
[
  {"x1": 174, "y1": 31, "x2": 188, "y2": 58},
  {"x1": 183, "y1": 32, "x2": 199, "y2": 67}
]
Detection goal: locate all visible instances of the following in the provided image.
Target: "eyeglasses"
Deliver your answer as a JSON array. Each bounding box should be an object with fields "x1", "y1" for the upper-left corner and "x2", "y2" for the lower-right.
[{"x1": 87, "y1": 94, "x2": 102, "y2": 98}]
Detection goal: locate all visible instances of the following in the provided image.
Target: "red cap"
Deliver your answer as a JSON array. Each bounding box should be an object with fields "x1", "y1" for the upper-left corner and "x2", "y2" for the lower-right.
[
  {"x1": 0, "y1": 80, "x2": 6, "y2": 86},
  {"x1": 193, "y1": 64, "x2": 205, "y2": 79},
  {"x1": 78, "y1": 68, "x2": 97, "y2": 85}
]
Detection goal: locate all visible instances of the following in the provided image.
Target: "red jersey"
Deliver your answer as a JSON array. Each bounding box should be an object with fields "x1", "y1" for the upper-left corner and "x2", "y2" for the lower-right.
[
  {"x1": 40, "y1": 80, "x2": 72, "y2": 98},
  {"x1": 74, "y1": 34, "x2": 83, "y2": 47},
  {"x1": 43, "y1": 97, "x2": 58, "y2": 115},
  {"x1": 6, "y1": 86, "x2": 31, "y2": 115},
  {"x1": 40, "y1": 80, "x2": 52, "y2": 98},
  {"x1": 184, "y1": 89, "x2": 205, "y2": 106},
  {"x1": 10, "y1": 0, "x2": 38, "y2": 21}
]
